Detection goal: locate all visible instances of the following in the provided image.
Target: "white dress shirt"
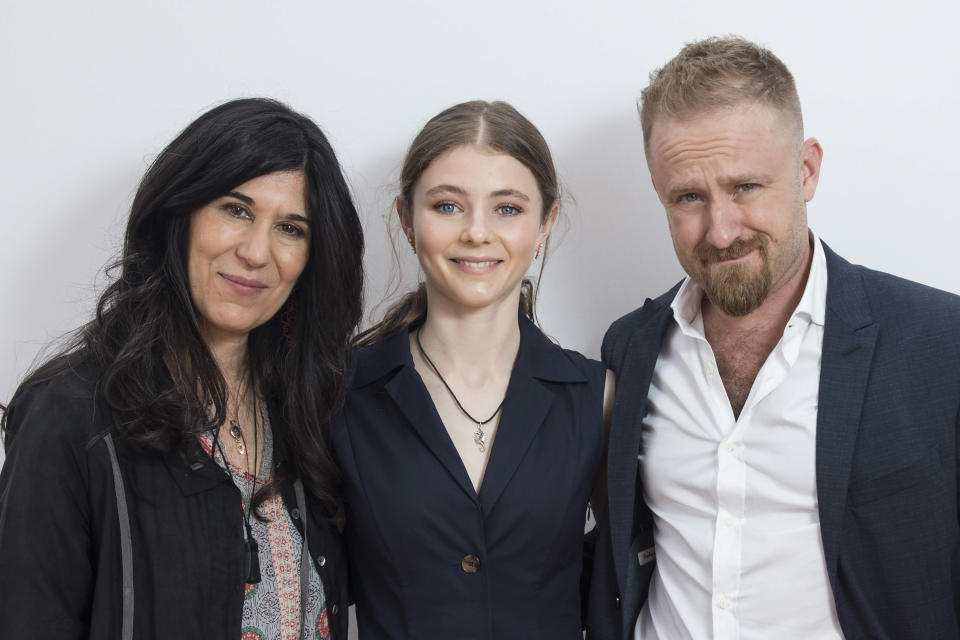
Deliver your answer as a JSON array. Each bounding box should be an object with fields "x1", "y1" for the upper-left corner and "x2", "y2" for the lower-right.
[{"x1": 636, "y1": 235, "x2": 845, "y2": 639}]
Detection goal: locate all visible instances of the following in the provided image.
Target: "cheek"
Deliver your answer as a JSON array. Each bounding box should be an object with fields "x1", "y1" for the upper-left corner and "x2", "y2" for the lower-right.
[
  {"x1": 413, "y1": 226, "x2": 460, "y2": 267},
  {"x1": 666, "y1": 214, "x2": 697, "y2": 252},
  {"x1": 504, "y1": 218, "x2": 544, "y2": 249},
  {"x1": 279, "y1": 246, "x2": 310, "y2": 284}
]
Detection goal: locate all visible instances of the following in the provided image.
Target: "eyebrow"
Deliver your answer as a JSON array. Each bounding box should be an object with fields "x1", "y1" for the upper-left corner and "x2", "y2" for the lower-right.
[
  {"x1": 490, "y1": 188, "x2": 530, "y2": 201},
  {"x1": 424, "y1": 184, "x2": 467, "y2": 198},
  {"x1": 666, "y1": 184, "x2": 699, "y2": 200},
  {"x1": 227, "y1": 190, "x2": 255, "y2": 204},
  {"x1": 285, "y1": 213, "x2": 311, "y2": 225},
  {"x1": 226, "y1": 191, "x2": 310, "y2": 224},
  {"x1": 727, "y1": 174, "x2": 775, "y2": 186},
  {"x1": 423, "y1": 185, "x2": 530, "y2": 201}
]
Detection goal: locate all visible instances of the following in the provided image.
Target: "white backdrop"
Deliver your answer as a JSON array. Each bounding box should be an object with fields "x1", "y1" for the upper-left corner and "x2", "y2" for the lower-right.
[
  {"x1": 3, "y1": 0, "x2": 959, "y2": 635},
  {"x1": 4, "y1": 1, "x2": 960, "y2": 403}
]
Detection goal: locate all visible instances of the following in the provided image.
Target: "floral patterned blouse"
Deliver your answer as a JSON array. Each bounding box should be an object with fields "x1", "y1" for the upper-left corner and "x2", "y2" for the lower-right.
[{"x1": 201, "y1": 410, "x2": 330, "y2": 640}]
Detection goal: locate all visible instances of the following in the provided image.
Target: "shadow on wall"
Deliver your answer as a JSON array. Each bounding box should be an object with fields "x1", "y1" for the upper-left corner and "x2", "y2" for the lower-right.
[{"x1": 536, "y1": 107, "x2": 682, "y2": 359}]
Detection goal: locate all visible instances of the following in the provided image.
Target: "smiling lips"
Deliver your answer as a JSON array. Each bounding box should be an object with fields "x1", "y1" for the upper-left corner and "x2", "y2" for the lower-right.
[
  {"x1": 220, "y1": 273, "x2": 268, "y2": 294},
  {"x1": 451, "y1": 257, "x2": 502, "y2": 274}
]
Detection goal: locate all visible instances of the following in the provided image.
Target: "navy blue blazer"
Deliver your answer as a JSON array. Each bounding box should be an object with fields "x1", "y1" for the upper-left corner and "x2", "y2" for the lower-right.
[
  {"x1": 586, "y1": 244, "x2": 960, "y2": 640},
  {"x1": 333, "y1": 316, "x2": 605, "y2": 639}
]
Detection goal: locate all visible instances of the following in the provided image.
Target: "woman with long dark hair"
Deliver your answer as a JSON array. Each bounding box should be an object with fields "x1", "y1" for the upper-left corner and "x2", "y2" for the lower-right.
[
  {"x1": 0, "y1": 98, "x2": 363, "y2": 639},
  {"x1": 333, "y1": 100, "x2": 613, "y2": 639}
]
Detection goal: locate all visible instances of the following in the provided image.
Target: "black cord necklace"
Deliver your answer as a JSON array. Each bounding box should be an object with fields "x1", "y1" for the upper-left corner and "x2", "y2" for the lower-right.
[
  {"x1": 415, "y1": 328, "x2": 505, "y2": 453},
  {"x1": 212, "y1": 389, "x2": 262, "y2": 585}
]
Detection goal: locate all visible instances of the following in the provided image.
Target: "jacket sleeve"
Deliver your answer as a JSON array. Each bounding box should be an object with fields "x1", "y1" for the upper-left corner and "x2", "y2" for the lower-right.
[
  {"x1": 955, "y1": 404, "x2": 960, "y2": 624},
  {"x1": 0, "y1": 380, "x2": 96, "y2": 639}
]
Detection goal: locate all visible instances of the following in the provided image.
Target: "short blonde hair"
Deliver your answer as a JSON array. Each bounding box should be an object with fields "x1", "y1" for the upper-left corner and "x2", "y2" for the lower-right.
[{"x1": 639, "y1": 36, "x2": 803, "y2": 154}]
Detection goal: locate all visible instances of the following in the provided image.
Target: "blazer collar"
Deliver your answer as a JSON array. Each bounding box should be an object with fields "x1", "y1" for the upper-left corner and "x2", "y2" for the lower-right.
[
  {"x1": 351, "y1": 313, "x2": 586, "y2": 389},
  {"x1": 821, "y1": 242, "x2": 874, "y2": 330},
  {"x1": 815, "y1": 242, "x2": 878, "y2": 592},
  {"x1": 355, "y1": 313, "x2": 585, "y2": 509}
]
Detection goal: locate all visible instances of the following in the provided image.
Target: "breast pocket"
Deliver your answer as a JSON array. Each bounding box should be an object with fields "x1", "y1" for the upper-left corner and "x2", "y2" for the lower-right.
[{"x1": 848, "y1": 447, "x2": 943, "y2": 507}]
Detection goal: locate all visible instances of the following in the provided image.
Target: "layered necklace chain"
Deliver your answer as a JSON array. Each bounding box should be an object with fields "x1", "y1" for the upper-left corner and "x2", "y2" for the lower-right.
[
  {"x1": 211, "y1": 378, "x2": 263, "y2": 584},
  {"x1": 415, "y1": 329, "x2": 506, "y2": 453}
]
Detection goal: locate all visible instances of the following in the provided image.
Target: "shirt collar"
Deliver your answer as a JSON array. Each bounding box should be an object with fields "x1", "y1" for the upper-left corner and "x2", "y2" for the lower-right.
[{"x1": 669, "y1": 231, "x2": 828, "y2": 334}]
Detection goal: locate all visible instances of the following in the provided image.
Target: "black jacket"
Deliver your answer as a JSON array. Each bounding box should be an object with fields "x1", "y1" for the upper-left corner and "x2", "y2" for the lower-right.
[{"x1": 0, "y1": 361, "x2": 348, "y2": 639}]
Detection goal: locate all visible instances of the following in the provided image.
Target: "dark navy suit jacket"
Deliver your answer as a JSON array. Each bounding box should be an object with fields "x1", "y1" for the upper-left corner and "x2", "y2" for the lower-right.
[{"x1": 587, "y1": 244, "x2": 960, "y2": 639}]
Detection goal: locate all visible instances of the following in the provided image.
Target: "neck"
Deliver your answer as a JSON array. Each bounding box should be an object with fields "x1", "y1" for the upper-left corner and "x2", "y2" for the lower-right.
[
  {"x1": 203, "y1": 328, "x2": 250, "y2": 391},
  {"x1": 418, "y1": 297, "x2": 521, "y2": 385}
]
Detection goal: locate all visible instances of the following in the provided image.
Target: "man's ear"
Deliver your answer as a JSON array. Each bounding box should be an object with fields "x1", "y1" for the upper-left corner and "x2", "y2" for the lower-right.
[{"x1": 799, "y1": 137, "x2": 823, "y2": 202}]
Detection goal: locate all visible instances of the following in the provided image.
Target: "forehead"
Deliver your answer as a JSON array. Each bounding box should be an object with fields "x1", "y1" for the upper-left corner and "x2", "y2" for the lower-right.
[
  {"x1": 648, "y1": 103, "x2": 797, "y2": 177},
  {"x1": 232, "y1": 170, "x2": 307, "y2": 202},
  {"x1": 415, "y1": 144, "x2": 540, "y2": 196}
]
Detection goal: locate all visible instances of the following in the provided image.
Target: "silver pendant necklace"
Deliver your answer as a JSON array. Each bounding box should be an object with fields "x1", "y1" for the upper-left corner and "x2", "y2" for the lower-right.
[{"x1": 415, "y1": 329, "x2": 505, "y2": 453}]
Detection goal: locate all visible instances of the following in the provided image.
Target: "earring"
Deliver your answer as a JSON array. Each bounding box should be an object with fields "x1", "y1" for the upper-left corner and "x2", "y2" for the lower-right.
[
  {"x1": 535, "y1": 242, "x2": 543, "y2": 259},
  {"x1": 407, "y1": 233, "x2": 416, "y2": 254},
  {"x1": 279, "y1": 299, "x2": 297, "y2": 345}
]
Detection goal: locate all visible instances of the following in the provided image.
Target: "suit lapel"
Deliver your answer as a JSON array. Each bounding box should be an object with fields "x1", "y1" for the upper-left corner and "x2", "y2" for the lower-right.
[
  {"x1": 815, "y1": 245, "x2": 878, "y2": 589},
  {"x1": 478, "y1": 364, "x2": 555, "y2": 514},
  {"x1": 480, "y1": 317, "x2": 585, "y2": 514},
  {"x1": 384, "y1": 367, "x2": 479, "y2": 502},
  {"x1": 606, "y1": 296, "x2": 675, "y2": 598},
  {"x1": 355, "y1": 327, "x2": 480, "y2": 502}
]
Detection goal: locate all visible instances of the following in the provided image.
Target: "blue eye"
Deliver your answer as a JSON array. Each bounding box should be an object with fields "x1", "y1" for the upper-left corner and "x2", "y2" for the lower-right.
[
  {"x1": 497, "y1": 205, "x2": 521, "y2": 216},
  {"x1": 679, "y1": 193, "x2": 701, "y2": 203},
  {"x1": 433, "y1": 201, "x2": 460, "y2": 214},
  {"x1": 738, "y1": 183, "x2": 759, "y2": 193}
]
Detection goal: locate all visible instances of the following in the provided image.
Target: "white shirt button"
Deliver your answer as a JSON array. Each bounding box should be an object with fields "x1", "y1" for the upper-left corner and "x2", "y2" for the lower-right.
[
  {"x1": 705, "y1": 362, "x2": 716, "y2": 376},
  {"x1": 717, "y1": 596, "x2": 732, "y2": 610},
  {"x1": 722, "y1": 516, "x2": 736, "y2": 528},
  {"x1": 721, "y1": 441, "x2": 734, "y2": 453}
]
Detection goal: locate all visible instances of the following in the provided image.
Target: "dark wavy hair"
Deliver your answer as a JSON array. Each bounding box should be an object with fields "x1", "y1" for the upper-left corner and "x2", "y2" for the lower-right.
[
  {"x1": 355, "y1": 100, "x2": 558, "y2": 347},
  {"x1": 1, "y1": 98, "x2": 364, "y2": 518}
]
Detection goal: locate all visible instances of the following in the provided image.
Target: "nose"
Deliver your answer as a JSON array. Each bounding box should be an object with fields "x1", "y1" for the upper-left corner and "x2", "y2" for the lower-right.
[
  {"x1": 460, "y1": 208, "x2": 492, "y2": 245},
  {"x1": 236, "y1": 224, "x2": 270, "y2": 267},
  {"x1": 703, "y1": 200, "x2": 744, "y2": 249}
]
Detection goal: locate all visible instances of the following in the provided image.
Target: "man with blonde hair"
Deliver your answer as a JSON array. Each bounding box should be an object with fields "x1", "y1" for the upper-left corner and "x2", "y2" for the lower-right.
[{"x1": 588, "y1": 37, "x2": 960, "y2": 639}]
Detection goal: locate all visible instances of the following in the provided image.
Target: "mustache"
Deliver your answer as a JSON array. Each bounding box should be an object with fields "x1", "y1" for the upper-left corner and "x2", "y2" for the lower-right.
[{"x1": 694, "y1": 236, "x2": 767, "y2": 264}]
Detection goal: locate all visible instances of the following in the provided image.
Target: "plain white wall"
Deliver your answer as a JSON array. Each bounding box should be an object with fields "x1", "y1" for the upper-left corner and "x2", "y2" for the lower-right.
[
  {"x1": 4, "y1": 0, "x2": 960, "y2": 404},
  {"x1": 2, "y1": 0, "x2": 959, "y2": 635}
]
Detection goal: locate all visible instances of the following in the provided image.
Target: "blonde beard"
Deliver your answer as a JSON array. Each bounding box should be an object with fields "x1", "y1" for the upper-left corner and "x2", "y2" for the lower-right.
[{"x1": 700, "y1": 257, "x2": 772, "y2": 316}]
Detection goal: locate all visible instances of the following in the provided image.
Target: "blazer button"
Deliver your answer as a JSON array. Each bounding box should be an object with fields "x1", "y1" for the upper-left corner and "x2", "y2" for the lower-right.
[
  {"x1": 331, "y1": 603, "x2": 339, "y2": 615},
  {"x1": 460, "y1": 554, "x2": 481, "y2": 574},
  {"x1": 316, "y1": 555, "x2": 327, "y2": 567},
  {"x1": 614, "y1": 595, "x2": 621, "y2": 610}
]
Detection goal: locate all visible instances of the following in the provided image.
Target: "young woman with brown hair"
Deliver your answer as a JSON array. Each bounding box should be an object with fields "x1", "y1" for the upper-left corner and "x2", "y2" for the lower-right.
[{"x1": 332, "y1": 100, "x2": 613, "y2": 639}]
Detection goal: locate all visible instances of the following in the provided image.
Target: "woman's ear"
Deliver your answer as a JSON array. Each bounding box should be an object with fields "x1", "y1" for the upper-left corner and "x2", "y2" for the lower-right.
[
  {"x1": 397, "y1": 197, "x2": 416, "y2": 253},
  {"x1": 538, "y1": 201, "x2": 559, "y2": 241},
  {"x1": 396, "y1": 197, "x2": 412, "y2": 234}
]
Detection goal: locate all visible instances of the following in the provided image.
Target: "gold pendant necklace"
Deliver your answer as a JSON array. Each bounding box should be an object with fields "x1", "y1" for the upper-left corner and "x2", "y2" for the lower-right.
[{"x1": 228, "y1": 419, "x2": 247, "y2": 455}]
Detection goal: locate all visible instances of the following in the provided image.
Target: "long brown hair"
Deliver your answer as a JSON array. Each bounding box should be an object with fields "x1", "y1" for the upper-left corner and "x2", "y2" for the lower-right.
[{"x1": 355, "y1": 100, "x2": 558, "y2": 347}]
